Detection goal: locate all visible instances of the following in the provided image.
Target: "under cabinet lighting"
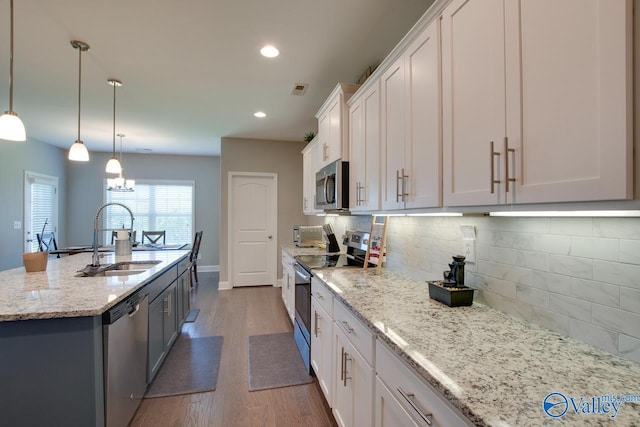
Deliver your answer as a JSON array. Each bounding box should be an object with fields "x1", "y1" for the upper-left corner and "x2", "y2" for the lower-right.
[
  {"x1": 489, "y1": 210, "x2": 640, "y2": 217},
  {"x1": 407, "y1": 212, "x2": 463, "y2": 217}
]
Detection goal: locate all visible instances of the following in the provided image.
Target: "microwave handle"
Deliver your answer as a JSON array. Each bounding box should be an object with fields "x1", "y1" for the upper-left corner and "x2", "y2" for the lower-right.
[{"x1": 323, "y1": 176, "x2": 330, "y2": 205}]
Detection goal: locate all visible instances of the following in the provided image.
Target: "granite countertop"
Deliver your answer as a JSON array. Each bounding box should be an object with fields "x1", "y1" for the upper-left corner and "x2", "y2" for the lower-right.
[
  {"x1": 313, "y1": 268, "x2": 640, "y2": 426},
  {"x1": 0, "y1": 250, "x2": 190, "y2": 322},
  {"x1": 281, "y1": 243, "x2": 341, "y2": 257}
]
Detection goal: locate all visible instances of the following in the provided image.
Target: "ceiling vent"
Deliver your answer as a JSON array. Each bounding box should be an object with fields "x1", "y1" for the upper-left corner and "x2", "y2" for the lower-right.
[{"x1": 290, "y1": 83, "x2": 308, "y2": 96}]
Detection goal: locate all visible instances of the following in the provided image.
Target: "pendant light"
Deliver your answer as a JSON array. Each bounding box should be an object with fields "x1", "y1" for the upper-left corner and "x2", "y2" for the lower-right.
[
  {"x1": 107, "y1": 134, "x2": 135, "y2": 192},
  {"x1": 0, "y1": 0, "x2": 26, "y2": 141},
  {"x1": 105, "y1": 79, "x2": 122, "y2": 174},
  {"x1": 68, "y1": 40, "x2": 90, "y2": 161}
]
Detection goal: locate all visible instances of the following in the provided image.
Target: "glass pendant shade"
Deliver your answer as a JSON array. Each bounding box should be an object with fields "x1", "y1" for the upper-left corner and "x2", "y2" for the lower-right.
[
  {"x1": 105, "y1": 157, "x2": 122, "y2": 174},
  {"x1": 68, "y1": 140, "x2": 89, "y2": 161},
  {"x1": 0, "y1": 111, "x2": 26, "y2": 141}
]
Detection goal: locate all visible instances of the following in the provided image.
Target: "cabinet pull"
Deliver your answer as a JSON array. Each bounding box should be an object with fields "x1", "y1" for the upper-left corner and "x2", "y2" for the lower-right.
[
  {"x1": 504, "y1": 136, "x2": 515, "y2": 193},
  {"x1": 490, "y1": 140, "x2": 501, "y2": 194},
  {"x1": 343, "y1": 350, "x2": 351, "y2": 387},
  {"x1": 314, "y1": 310, "x2": 320, "y2": 337},
  {"x1": 401, "y1": 168, "x2": 409, "y2": 202},
  {"x1": 303, "y1": 197, "x2": 307, "y2": 210},
  {"x1": 164, "y1": 294, "x2": 172, "y2": 316},
  {"x1": 341, "y1": 320, "x2": 354, "y2": 334},
  {"x1": 323, "y1": 143, "x2": 328, "y2": 161},
  {"x1": 340, "y1": 346, "x2": 345, "y2": 382},
  {"x1": 396, "y1": 170, "x2": 402, "y2": 202},
  {"x1": 397, "y1": 387, "x2": 433, "y2": 426}
]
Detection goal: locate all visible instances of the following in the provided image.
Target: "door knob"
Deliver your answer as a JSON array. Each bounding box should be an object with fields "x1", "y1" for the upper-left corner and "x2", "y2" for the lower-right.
[{"x1": 268, "y1": 235, "x2": 273, "y2": 240}]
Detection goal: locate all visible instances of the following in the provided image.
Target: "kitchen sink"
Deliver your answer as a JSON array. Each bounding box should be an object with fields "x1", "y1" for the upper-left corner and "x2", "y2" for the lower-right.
[{"x1": 76, "y1": 260, "x2": 162, "y2": 277}]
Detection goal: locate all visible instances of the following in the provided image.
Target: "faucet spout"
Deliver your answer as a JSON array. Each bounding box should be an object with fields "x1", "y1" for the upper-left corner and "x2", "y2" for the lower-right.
[{"x1": 92, "y1": 202, "x2": 135, "y2": 267}]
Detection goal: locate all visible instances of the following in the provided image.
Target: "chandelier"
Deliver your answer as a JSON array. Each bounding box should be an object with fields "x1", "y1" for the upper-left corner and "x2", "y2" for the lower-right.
[{"x1": 107, "y1": 134, "x2": 135, "y2": 192}]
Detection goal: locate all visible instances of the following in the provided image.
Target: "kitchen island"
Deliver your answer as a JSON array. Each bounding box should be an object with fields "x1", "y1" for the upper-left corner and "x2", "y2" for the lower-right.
[
  {"x1": 0, "y1": 250, "x2": 190, "y2": 427},
  {"x1": 312, "y1": 267, "x2": 640, "y2": 426}
]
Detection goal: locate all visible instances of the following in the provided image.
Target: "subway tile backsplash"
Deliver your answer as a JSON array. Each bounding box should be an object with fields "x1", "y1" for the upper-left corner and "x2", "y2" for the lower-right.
[{"x1": 328, "y1": 215, "x2": 640, "y2": 364}]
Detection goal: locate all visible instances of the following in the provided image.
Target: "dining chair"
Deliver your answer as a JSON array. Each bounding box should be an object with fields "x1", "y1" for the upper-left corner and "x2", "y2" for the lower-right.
[
  {"x1": 189, "y1": 231, "x2": 203, "y2": 287},
  {"x1": 37, "y1": 232, "x2": 60, "y2": 258},
  {"x1": 141, "y1": 230, "x2": 166, "y2": 245},
  {"x1": 111, "y1": 230, "x2": 136, "y2": 245}
]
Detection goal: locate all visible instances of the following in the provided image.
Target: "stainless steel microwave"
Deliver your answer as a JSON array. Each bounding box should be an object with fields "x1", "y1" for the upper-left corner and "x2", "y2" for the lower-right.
[{"x1": 315, "y1": 160, "x2": 349, "y2": 211}]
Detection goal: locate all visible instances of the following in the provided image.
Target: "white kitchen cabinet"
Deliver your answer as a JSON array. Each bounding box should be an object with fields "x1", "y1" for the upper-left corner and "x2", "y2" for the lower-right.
[
  {"x1": 349, "y1": 81, "x2": 381, "y2": 212},
  {"x1": 381, "y1": 20, "x2": 441, "y2": 210},
  {"x1": 311, "y1": 282, "x2": 334, "y2": 407},
  {"x1": 302, "y1": 136, "x2": 323, "y2": 215},
  {"x1": 442, "y1": 0, "x2": 633, "y2": 207},
  {"x1": 332, "y1": 300, "x2": 375, "y2": 427},
  {"x1": 281, "y1": 251, "x2": 295, "y2": 323},
  {"x1": 376, "y1": 340, "x2": 473, "y2": 427},
  {"x1": 316, "y1": 83, "x2": 360, "y2": 168}
]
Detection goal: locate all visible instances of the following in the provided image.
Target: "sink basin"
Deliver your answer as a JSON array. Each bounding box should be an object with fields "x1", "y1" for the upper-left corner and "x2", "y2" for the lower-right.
[{"x1": 76, "y1": 260, "x2": 162, "y2": 277}]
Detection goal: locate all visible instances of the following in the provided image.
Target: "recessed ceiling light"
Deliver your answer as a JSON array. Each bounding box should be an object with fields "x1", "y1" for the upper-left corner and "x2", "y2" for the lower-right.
[
  {"x1": 260, "y1": 45, "x2": 279, "y2": 58},
  {"x1": 254, "y1": 111, "x2": 266, "y2": 118}
]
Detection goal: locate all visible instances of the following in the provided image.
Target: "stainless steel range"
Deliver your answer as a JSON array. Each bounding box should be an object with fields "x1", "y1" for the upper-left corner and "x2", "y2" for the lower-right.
[{"x1": 292, "y1": 230, "x2": 370, "y2": 373}]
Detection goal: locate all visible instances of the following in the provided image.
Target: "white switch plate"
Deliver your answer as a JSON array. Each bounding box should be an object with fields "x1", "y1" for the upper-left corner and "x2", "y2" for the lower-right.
[
  {"x1": 13, "y1": 221, "x2": 21, "y2": 229},
  {"x1": 463, "y1": 239, "x2": 475, "y2": 263}
]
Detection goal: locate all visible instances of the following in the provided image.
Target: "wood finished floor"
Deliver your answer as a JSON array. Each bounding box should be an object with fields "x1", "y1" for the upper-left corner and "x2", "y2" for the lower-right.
[{"x1": 130, "y1": 273, "x2": 337, "y2": 427}]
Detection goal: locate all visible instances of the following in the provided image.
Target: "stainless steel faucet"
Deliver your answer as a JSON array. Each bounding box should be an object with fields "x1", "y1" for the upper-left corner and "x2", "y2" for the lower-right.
[{"x1": 92, "y1": 202, "x2": 135, "y2": 267}]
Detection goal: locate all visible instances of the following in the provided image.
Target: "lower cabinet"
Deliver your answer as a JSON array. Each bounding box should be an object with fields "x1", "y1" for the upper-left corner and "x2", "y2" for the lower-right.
[
  {"x1": 311, "y1": 282, "x2": 334, "y2": 406},
  {"x1": 281, "y1": 251, "x2": 296, "y2": 323},
  {"x1": 376, "y1": 340, "x2": 472, "y2": 427},
  {"x1": 148, "y1": 281, "x2": 178, "y2": 382},
  {"x1": 332, "y1": 300, "x2": 375, "y2": 427},
  {"x1": 176, "y1": 267, "x2": 190, "y2": 324}
]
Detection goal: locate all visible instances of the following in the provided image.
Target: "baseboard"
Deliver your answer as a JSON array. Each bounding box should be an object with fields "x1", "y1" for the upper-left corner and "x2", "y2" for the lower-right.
[{"x1": 218, "y1": 281, "x2": 232, "y2": 290}]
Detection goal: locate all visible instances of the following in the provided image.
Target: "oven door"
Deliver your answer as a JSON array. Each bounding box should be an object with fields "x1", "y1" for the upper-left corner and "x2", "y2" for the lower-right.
[{"x1": 293, "y1": 263, "x2": 312, "y2": 341}]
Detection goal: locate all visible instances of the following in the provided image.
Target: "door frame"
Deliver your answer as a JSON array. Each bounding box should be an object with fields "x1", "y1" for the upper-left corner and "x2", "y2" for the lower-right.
[
  {"x1": 227, "y1": 171, "x2": 278, "y2": 288},
  {"x1": 23, "y1": 171, "x2": 59, "y2": 253}
]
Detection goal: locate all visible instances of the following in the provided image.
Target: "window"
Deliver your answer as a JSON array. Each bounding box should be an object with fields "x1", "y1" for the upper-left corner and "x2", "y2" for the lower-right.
[
  {"x1": 104, "y1": 180, "x2": 194, "y2": 245},
  {"x1": 24, "y1": 171, "x2": 58, "y2": 253}
]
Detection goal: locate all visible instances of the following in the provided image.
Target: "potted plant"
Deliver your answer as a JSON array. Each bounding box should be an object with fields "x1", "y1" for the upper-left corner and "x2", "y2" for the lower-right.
[{"x1": 304, "y1": 131, "x2": 316, "y2": 143}]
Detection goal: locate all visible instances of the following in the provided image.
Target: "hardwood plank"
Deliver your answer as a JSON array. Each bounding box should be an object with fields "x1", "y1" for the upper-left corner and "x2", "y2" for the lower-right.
[{"x1": 130, "y1": 273, "x2": 337, "y2": 427}]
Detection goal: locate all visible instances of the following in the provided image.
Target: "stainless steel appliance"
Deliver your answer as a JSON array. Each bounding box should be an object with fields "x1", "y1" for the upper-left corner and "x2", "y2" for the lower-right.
[
  {"x1": 103, "y1": 291, "x2": 149, "y2": 427},
  {"x1": 315, "y1": 160, "x2": 349, "y2": 211},
  {"x1": 292, "y1": 230, "x2": 370, "y2": 373},
  {"x1": 293, "y1": 225, "x2": 323, "y2": 247}
]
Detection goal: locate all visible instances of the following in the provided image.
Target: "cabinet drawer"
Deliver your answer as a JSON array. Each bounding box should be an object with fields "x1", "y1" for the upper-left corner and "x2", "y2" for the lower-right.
[
  {"x1": 177, "y1": 257, "x2": 190, "y2": 275},
  {"x1": 334, "y1": 299, "x2": 375, "y2": 366},
  {"x1": 376, "y1": 340, "x2": 472, "y2": 427},
  {"x1": 311, "y1": 277, "x2": 334, "y2": 317},
  {"x1": 146, "y1": 264, "x2": 178, "y2": 303}
]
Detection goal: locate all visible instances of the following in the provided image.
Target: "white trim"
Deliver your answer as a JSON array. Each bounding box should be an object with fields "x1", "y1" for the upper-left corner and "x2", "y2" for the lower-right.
[
  {"x1": 198, "y1": 265, "x2": 220, "y2": 272},
  {"x1": 227, "y1": 171, "x2": 278, "y2": 288},
  {"x1": 218, "y1": 281, "x2": 232, "y2": 290},
  {"x1": 24, "y1": 171, "x2": 59, "y2": 253}
]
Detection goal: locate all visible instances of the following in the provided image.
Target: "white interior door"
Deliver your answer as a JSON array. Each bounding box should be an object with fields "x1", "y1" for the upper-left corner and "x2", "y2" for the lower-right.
[{"x1": 229, "y1": 172, "x2": 277, "y2": 287}]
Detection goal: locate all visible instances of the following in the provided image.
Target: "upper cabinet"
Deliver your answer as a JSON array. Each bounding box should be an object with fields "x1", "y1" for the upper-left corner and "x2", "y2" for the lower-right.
[
  {"x1": 442, "y1": 0, "x2": 633, "y2": 207},
  {"x1": 302, "y1": 136, "x2": 323, "y2": 215},
  {"x1": 381, "y1": 19, "x2": 441, "y2": 210},
  {"x1": 349, "y1": 81, "x2": 381, "y2": 212},
  {"x1": 316, "y1": 83, "x2": 360, "y2": 168}
]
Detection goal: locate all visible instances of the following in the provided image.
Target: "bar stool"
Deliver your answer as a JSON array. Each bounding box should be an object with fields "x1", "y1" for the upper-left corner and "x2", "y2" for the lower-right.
[{"x1": 142, "y1": 230, "x2": 166, "y2": 245}]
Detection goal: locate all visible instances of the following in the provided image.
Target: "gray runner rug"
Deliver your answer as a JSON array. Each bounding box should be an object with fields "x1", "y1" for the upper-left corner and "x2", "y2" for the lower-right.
[
  {"x1": 145, "y1": 334, "x2": 223, "y2": 398},
  {"x1": 247, "y1": 332, "x2": 313, "y2": 391}
]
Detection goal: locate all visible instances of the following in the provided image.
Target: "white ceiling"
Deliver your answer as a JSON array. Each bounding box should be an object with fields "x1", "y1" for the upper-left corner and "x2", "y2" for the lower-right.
[{"x1": 0, "y1": 0, "x2": 434, "y2": 156}]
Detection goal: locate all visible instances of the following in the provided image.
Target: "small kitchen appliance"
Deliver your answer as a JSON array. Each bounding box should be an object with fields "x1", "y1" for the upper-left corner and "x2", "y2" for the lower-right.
[
  {"x1": 315, "y1": 160, "x2": 349, "y2": 211},
  {"x1": 293, "y1": 225, "x2": 323, "y2": 248}
]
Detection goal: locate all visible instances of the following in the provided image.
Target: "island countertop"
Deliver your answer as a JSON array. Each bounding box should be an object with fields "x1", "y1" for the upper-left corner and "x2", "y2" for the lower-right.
[
  {"x1": 0, "y1": 250, "x2": 190, "y2": 322},
  {"x1": 313, "y1": 267, "x2": 640, "y2": 426}
]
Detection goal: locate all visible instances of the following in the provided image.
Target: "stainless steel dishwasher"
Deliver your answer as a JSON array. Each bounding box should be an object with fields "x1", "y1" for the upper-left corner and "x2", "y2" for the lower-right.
[{"x1": 103, "y1": 291, "x2": 149, "y2": 427}]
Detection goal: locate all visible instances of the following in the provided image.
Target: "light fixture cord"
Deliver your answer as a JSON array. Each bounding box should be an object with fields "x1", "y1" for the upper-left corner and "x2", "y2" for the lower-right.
[
  {"x1": 77, "y1": 43, "x2": 82, "y2": 141},
  {"x1": 8, "y1": 0, "x2": 15, "y2": 111},
  {"x1": 112, "y1": 82, "x2": 116, "y2": 156}
]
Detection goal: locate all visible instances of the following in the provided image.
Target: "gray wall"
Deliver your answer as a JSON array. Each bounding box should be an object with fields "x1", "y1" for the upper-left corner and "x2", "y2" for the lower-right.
[
  {"x1": 220, "y1": 137, "x2": 307, "y2": 284},
  {"x1": 0, "y1": 139, "x2": 67, "y2": 271},
  {"x1": 67, "y1": 151, "x2": 220, "y2": 269}
]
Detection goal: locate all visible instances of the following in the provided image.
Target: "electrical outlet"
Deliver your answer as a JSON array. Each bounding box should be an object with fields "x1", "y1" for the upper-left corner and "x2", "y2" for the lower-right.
[
  {"x1": 13, "y1": 221, "x2": 21, "y2": 229},
  {"x1": 197, "y1": 253, "x2": 202, "y2": 260},
  {"x1": 463, "y1": 240, "x2": 475, "y2": 264}
]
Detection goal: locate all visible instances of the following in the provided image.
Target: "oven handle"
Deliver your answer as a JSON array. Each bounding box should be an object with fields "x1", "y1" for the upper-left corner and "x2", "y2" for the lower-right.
[{"x1": 294, "y1": 264, "x2": 311, "y2": 282}]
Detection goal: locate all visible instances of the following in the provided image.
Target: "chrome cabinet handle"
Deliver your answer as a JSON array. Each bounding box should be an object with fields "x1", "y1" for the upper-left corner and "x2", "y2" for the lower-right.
[
  {"x1": 343, "y1": 350, "x2": 351, "y2": 387},
  {"x1": 396, "y1": 170, "x2": 402, "y2": 202},
  {"x1": 341, "y1": 320, "x2": 353, "y2": 334},
  {"x1": 401, "y1": 168, "x2": 409, "y2": 202},
  {"x1": 314, "y1": 310, "x2": 320, "y2": 337},
  {"x1": 323, "y1": 143, "x2": 328, "y2": 161},
  {"x1": 340, "y1": 346, "x2": 345, "y2": 382},
  {"x1": 303, "y1": 197, "x2": 307, "y2": 209},
  {"x1": 504, "y1": 136, "x2": 515, "y2": 193},
  {"x1": 397, "y1": 387, "x2": 433, "y2": 426},
  {"x1": 490, "y1": 140, "x2": 501, "y2": 194}
]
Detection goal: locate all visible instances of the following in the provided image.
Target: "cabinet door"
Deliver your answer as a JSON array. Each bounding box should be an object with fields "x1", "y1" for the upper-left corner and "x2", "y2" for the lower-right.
[
  {"x1": 303, "y1": 137, "x2": 322, "y2": 215},
  {"x1": 349, "y1": 98, "x2": 364, "y2": 211},
  {"x1": 163, "y1": 283, "x2": 178, "y2": 352},
  {"x1": 318, "y1": 112, "x2": 331, "y2": 168},
  {"x1": 505, "y1": 0, "x2": 632, "y2": 203},
  {"x1": 333, "y1": 327, "x2": 354, "y2": 427},
  {"x1": 148, "y1": 296, "x2": 166, "y2": 381},
  {"x1": 375, "y1": 377, "x2": 420, "y2": 427},
  {"x1": 327, "y1": 97, "x2": 343, "y2": 164},
  {"x1": 405, "y1": 20, "x2": 441, "y2": 209},
  {"x1": 362, "y1": 83, "x2": 381, "y2": 211},
  {"x1": 442, "y1": 0, "x2": 507, "y2": 207},
  {"x1": 311, "y1": 298, "x2": 334, "y2": 407},
  {"x1": 381, "y1": 57, "x2": 407, "y2": 210}
]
